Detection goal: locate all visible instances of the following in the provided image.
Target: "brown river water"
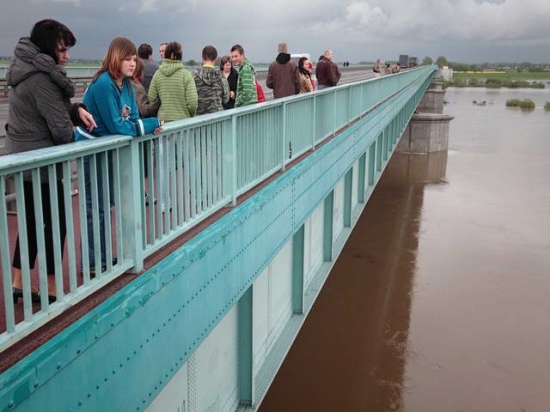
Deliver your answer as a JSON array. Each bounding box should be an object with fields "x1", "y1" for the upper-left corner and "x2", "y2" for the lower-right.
[{"x1": 259, "y1": 87, "x2": 550, "y2": 412}]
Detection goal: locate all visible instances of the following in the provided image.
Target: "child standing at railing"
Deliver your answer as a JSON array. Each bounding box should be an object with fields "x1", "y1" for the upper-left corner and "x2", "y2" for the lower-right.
[{"x1": 75, "y1": 37, "x2": 163, "y2": 275}]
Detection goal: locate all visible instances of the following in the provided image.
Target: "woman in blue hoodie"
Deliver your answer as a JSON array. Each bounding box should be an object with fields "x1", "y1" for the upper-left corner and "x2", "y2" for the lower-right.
[{"x1": 76, "y1": 37, "x2": 163, "y2": 275}]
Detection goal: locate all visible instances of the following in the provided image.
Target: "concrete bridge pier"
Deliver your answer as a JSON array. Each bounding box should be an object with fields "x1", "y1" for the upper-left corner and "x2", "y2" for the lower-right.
[{"x1": 397, "y1": 72, "x2": 454, "y2": 154}]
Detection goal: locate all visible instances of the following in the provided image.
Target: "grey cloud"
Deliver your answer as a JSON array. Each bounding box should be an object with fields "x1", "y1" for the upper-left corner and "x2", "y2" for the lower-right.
[{"x1": 1, "y1": 0, "x2": 549, "y2": 64}]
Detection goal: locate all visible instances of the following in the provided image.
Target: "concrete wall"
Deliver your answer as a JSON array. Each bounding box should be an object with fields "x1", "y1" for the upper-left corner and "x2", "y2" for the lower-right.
[
  {"x1": 397, "y1": 113, "x2": 454, "y2": 154},
  {"x1": 416, "y1": 89, "x2": 446, "y2": 114},
  {"x1": 397, "y1": 77, "x2": 453, "y2": 154}
]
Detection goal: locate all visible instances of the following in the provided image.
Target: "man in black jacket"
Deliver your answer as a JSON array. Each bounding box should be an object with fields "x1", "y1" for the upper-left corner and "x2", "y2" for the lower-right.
[{"x1": 138, "y1": 43, "x2": 159, "y2": 93}]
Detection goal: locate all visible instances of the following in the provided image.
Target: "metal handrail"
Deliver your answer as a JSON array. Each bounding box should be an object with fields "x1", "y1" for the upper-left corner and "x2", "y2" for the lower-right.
[{"x1": 0, "y1": 66, "x2": 436, "y2": 351}]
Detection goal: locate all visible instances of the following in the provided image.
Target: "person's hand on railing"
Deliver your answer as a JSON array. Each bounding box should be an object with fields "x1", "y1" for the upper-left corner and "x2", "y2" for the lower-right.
[
  {"x1": 77, "y1": 106, "x2": 97, "y2": 132},
  {"x1": 153, "y1": 120, "x2": 165, "y2": 135}
]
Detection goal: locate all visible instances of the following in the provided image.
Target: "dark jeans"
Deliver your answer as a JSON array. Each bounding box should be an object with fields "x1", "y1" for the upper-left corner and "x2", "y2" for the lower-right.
[
  {"x1": 142, "y1": 141, "x2": 151, "y2": 178},
  {"x1": 12, "y1": 179, "x2": 66, "y2": 273},
  {"x1": 83, "y1": 153, "x2": 115, "y2": 270}
]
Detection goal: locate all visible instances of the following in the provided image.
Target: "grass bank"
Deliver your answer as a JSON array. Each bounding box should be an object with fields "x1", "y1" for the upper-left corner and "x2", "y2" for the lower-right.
[
  {"x1": 454, "y1": 71, "x2": 550, "y2": 81},
  {"x1": 446, "y1": 71, "x2": 550, "y2": 89}
]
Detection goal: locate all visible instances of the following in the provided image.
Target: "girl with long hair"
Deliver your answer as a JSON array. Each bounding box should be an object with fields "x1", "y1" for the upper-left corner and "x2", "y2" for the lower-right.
[
  {"x1": 75, "y1": 37, "x2": 163, "y2": 276},
  {"x1": 298, "y1": 57, "x2": 314, "y2": 93},
  {"x1": 220, "y1": 55, "x2": 238, "y2": 109}
]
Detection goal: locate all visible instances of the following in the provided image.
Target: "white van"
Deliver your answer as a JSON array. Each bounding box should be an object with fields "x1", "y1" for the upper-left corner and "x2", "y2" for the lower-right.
[{"x1": 290, "y1": 53, "x2": 311, "y2": 64}]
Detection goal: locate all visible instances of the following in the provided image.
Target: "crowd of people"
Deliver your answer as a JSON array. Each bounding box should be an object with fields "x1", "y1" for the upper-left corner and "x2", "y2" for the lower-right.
[
  {"x1": 3, "y1": 19, "x2": 353, "y2": 302},
  {"x1": 372, "y1": 58, "x2": 401, "y2": 76}
]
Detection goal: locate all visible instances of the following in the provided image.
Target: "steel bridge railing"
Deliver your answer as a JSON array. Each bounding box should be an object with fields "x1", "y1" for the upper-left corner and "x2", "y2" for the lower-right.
[{"x1": 0, "y1": 66, "x2": 436, "y2": 351}]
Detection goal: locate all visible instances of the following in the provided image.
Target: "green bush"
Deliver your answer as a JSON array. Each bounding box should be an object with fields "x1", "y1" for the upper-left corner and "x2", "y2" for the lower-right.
[
  {"x1": 485, "y1": 78, "x2": 502, "y2": 88},
  {"x1": 544, "y1": 102, "x2": 550, "y2": 111},
  {"x1": 501, "y1": 80, "x2": 544, "y2": 88},
  {"x1": 520, "y1": 99, "x2": 536, "y2": 109},
  {"x1": 506, "y1": 99, "x2": 536, "y2": 109},
  {"x1": 450, "y1": 78, "x2": 467, "y2": 87}
]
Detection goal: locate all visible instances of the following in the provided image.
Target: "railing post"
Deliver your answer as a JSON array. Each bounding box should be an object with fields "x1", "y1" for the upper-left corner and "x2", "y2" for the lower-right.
[
  {"x1": 31, "y1": 169, "x2": 49, "y2": 307},
  {"x1": 62, "y1": 162, "x2": 78, "y2": 292},
  {"x1": 47, "y1": 165, "x2": 64, "y2": 303},
  {"x1": 238, "y1": 286, "x2": 254, "y2": 406},
  {"x1": 119, "y1": 138, "x2": 144, "y2": 272},
  {"x1": 312, "y1": 94, "x2": 317, "y2": 149},
  {"x1": 323, "y1": 190, "x2": 334, "y2": 261},
  {"x1": 348, "y1": 85, "x2": 352, "y2": 127},
  {"x1": 292, "y1": 225, "x2": 305, "y2": 314},
  {"x1": 231, "y1": 115, "x2": 238, "y2": 206},
  {"x1": 360, "y1": 83, "x2": 364, "y2": 122},
  {"x1": 281, "y1": 103, "x2": 287, "y2": 171},
  {"x1": 344, "y1": 168, "x2": 353, "y2": 227},
  {"x1": 358, "y1": 153, "x2": 366, "y2": 203},
  {"x1": 332, "y1": 89, "x2": 337, "y2": 137},
  {"x1": 14, "y1": 174, "x2": 33, "y2": 318},
  {"x1": 369, "y1": 143, "x2": 376, "y2": 186},
  {"x1": 0, "y1": 177, "x2": 16, "y2": 332}
]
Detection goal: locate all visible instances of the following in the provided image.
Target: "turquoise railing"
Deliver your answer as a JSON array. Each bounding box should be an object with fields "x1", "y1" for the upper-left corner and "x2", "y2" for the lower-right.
[{"x1": 0, "y1": 66, "x2": 436, "y2": 352}]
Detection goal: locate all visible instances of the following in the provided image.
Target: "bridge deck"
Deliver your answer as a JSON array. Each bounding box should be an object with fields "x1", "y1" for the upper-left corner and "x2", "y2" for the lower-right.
[{"x1": 0, "y1": 130, "x2": 330, "y2": 373}]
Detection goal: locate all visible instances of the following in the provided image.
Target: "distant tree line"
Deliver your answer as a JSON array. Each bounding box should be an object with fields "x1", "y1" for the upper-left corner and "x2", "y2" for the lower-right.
[{"x1": 416, "y1": 55, "x2": 550, "y2": 72}]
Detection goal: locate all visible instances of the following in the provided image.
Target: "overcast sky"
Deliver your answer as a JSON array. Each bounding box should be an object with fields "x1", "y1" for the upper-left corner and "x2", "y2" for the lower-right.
[{"x1": 1, "y1": 0, "x2": 549, "y2": 64}]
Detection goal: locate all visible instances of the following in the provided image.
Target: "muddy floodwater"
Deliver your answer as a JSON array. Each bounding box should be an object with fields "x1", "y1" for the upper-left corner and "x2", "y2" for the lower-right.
[{"x1": 259, "y1": 87, "x2": 550, "y2": 412}]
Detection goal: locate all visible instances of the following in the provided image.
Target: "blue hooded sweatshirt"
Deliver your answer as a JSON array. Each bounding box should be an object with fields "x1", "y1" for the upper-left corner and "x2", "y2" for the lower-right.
[{"x1": 75, "y1": 71, "x2": 160, "y2": 140}]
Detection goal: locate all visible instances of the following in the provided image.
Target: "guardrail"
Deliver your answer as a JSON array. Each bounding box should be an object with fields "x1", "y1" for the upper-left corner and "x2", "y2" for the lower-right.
[
  {"x1": 0, "y1": 66, "x2": 436, "y2": 351},
  {"x1": 0, "y1": 76, "x2": 92, "y2": 101},
  {"x1": 0, "y1": 65, "x2": 372, "y2": 101}
]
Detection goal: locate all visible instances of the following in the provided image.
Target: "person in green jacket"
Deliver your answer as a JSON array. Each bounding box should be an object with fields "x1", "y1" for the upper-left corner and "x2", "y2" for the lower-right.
[
  {"x1": 148, "y1": 41, "x2": 198, "y2": 121},
  {"x1": 230, "y1": 44, "x2": 258, "y2": 107}
]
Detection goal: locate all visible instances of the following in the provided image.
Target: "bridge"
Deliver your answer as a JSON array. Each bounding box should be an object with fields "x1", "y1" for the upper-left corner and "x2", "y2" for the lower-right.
[{"x1": 0, "y1": 65, "x2": 439, "y2": 411}]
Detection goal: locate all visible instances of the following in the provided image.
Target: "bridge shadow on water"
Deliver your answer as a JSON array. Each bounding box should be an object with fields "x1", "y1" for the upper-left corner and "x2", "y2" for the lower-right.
[{"x1": 259, "y1": 150, "x2": 448, "y2": 412}]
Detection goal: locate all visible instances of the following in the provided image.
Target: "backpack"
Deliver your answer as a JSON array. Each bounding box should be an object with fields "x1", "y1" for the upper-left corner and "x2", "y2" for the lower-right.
[{"x1": 255, "y1": 80, "x2": 265, "y2": 103}]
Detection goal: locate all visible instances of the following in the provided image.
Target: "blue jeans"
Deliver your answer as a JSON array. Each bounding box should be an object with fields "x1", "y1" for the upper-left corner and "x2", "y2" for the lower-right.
[{"x1": 83, "y1": 153, "x2": 115, "y2": 271}]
